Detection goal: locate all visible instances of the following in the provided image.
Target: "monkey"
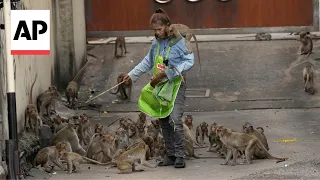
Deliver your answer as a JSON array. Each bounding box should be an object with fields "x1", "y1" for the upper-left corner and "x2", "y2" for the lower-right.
[
  {"x1": 196, "y1": 121, "x2": 209, "y2": 147},
  {"x1": 66, "y1": 59, "x2": 91, "y2": 109},
  {"x1": 236, "y1": 33, "x2": 272, "y2": 41},
  {"x1": 145, "y1": 120, "x2": 162, "y2": 158},
  {"x1": 256, "y1": 127, "x2": 265, "y2": 134},
  {"x1": 146, "y1": 120, "x2": 161, "y2": 140},
  {"x1": 108, "y1": 142, "x2": 157, "y2": 174},
  {"x1": 166, "y1": 23, "x2": 201, "y2": 72},
  {"x1": 184, "y1": 115, "x2": 193, "y2": 130},
  {"x1": 110, "y1": 73, "x2": 133, "y2": 100},
  {"x1": 52, "y1": 115, "x2": 69, "y2": 133},
  {"x1": 38, "y1": 90, "x2": 61, "y2": 117},
  {"x1": 182, "y1": 123, "x2": 219, "y2": 159},
  {"x1": 124, "y1": 123, "x2": 152, "y2": 160},
  {"x1": 51, "y1": 123, "x2": 86, "y2": 156},
  {"x1": 59, "y1": 151, "x2": 110, "y2": 173},
  {"x1": 136, "y1": 112, "x2": 147, "y2": 126},
  {"x1": 114, "y1": 127, "x2": 129, "y2": 151},
  {"x1": 119, "y1": 117, "x2": 136, "y2": 135},
  {"x1": 297, "y1": 31, "x2": 313, "y2": 56},
  {"x1": 183, "y1": 115, "x2": 200, "y2": 147},
  {"x1": 114, "y1": 35, "x2": 129, "y2": 58},
  {"x1": 34, "y1": 141, "x2": 68, "y2": 173},
  {"x1": 65, "y1": 81, "x2": 78, "y2": 109},
  {"x1": 86, "y1": 132, "x2": 116, "y2": 163},
  {"x1": 94, "y1": 123, "x2": 104, "y2": 134},
  {"x1": 303, "y1": 63, "x2": 315, "y2": 95},
  {"x1": 77, "y1": 113, "x2": 92, "y2": 147},
  {"x1": 153, "y1": 135, "x2": 166, "y2": 160},
  {"x1": 242, "y1": 122, "x2": 269, "y2": 151},
  {"x1": 36, "y1": 85, "x2": 60, "y2": 116},
  {"x1": 136, "y1": 112, "x2": 147, "y2": 138},
  {"x1": 207, "y1": 122, "x2": 224, "y2": 154},
  {"x1": 25, "y1": 74, "x2": 43, "y2": 136},
  {"x1": 134, "y1": 117, "x2": 155, "y2": 157},
  {"x1": 137, "y1": 123, "x2": 147, "y2": 139},
  {"x1": 216, "y1": 126, "x2": 288, "y2": 166}
]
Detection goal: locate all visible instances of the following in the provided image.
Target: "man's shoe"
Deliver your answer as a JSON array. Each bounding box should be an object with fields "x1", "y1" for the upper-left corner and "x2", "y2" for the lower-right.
[
  {"x1": 174, "y1": 157, "x2": 186, "y2": 168},
  {"x1": 158, "y1": 156, "x2": 176, "y2": 166}
]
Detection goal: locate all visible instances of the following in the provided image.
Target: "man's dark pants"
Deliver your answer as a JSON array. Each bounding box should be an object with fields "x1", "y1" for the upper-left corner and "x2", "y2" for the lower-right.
[{"x1": 158, "y1": 80, "x2": 186, "y2": 158}]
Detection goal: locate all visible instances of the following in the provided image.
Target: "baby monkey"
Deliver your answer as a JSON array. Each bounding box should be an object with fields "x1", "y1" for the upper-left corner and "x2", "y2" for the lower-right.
[{"x1": 196, "y1": 121, "x2": 209, "y2": 147}]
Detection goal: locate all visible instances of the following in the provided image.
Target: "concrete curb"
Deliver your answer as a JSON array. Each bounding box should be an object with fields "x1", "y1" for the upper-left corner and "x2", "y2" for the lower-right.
[{"x1": 87, "y1": 32, "x2": 320, "y2": 44}]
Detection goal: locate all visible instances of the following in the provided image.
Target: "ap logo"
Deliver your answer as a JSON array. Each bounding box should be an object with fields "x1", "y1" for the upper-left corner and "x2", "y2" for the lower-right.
[{"x1": 11, "y1": 10, "x2": 50, "y2": 55}]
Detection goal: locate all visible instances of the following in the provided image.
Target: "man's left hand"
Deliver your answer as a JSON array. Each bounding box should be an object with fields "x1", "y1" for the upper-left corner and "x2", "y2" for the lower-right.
[{"x1": 150, "y1": 71, "x2": 167, "y2": 88}]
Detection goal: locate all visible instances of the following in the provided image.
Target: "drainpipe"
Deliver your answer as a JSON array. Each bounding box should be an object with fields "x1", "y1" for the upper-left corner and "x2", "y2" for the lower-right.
[{"x1": 3, "y1": 0, "x2": 20, "y2": 179}]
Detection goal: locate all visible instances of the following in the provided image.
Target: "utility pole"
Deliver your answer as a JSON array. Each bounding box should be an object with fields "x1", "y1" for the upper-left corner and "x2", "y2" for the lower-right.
[{"x1": 3, "y1": 0, "x2": 20, "y2": 179}]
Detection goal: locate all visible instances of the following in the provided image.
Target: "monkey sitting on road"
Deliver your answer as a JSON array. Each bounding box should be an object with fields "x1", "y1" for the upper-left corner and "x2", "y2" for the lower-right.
[
  {"x1": 34, "y1": 141, "x2": 69, "y2": 173},
  {"x1": 52, "y1": 115, "x2": 69, "y2": 133},
  {"x1": 242, "y1": 122, "x2": 269, "y2": 151},
  {"x1": 110, "y1": 73, "x2": 133, "y2": 101},
  {"x1": 107, "y1": 142, "x2": 157, "y2": 174},
  {"x1": 184, "y1": 115, "x2": 200, "y2": 147},
  {"x1": 196, "y1": 121, "x2": 209, "y2": 147},
  {"x1": 297, "y1": 31, "x2": 313, "y2": 56},
  {"x1": 242, "y1": 122, "x2": 271, "y2": 159},
  {"x1": 216, "y1": 126, "x2": 288, "y2": 166},
  {"x1": 51, "y1": 123, "x2": 87, "y2": 156},
  {"x1": 77, "y1": 113, "x2": 92, "y2": 147}
]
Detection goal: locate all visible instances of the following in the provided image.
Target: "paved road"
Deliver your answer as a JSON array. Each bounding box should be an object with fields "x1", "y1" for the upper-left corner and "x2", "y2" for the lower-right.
[
  {"x1": 80, "y1": 40, "x2": 320, "y2": 113},
  {"x1": 29, "y1": 39, "x2": 320, "y2": 179}
]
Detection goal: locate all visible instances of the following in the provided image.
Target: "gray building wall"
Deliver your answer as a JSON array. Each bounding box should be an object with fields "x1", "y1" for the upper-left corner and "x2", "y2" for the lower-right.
[{"x1": 0, "y1": 0, "x2": 86, "y2": 140}]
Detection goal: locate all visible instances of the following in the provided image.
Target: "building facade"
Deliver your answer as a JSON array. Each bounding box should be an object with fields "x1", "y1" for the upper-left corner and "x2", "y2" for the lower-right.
[{"x1": 85, "y1": 0, "x2": 319, "y2": 37}]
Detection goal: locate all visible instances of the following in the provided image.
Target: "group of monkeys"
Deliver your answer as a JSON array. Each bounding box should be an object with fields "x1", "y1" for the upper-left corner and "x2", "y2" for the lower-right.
[
  {"x1": 184, "y1": 115, "x2": 288, "y2": 166},
  {"x1": 30, "y1": 109, "x2": 288, "y2": 175}
]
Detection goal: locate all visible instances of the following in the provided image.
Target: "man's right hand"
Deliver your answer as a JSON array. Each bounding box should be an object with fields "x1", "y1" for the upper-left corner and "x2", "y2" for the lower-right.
[{"x1": 123, "y1": 74, "x2": 131, "y2": 82}]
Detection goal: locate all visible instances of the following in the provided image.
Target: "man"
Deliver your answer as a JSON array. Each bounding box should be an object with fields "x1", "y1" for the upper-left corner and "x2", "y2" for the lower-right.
[{"x1": 123, "y1": 8, "x2": 194, "y2": 168}]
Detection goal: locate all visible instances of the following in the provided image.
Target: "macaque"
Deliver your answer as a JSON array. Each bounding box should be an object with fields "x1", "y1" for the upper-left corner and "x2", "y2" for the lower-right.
[
  {"x1": 297, "y1": 31, "x2": 313, "y2": 56},
  {"x1": 34, "y1": 141, "x2": 68, "y2": 173},
  {"x1": 166, "y1": 23, "x2": 201, "y2": 71},
  {"x1": 25, "y1": 74, "x2": 43, "y2": 136},
  {"x1": 114, "y1": 35, "x2": 129, "y2": 58},
  {"x1": 303, "y1": 63, "x2": 315, "y2": 95},
  {"x1": 216, "y1": 126, "x2": 287, "y2": 166},
  {"x1": 110, "y1": 73, "x2": 132, "y2": 100},
  {"x1": 196, "y1": 122, "x2": 209, "y2": 147}
]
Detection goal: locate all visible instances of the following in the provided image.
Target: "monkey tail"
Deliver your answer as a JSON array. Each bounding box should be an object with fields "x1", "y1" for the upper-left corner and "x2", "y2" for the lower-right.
[
  {"x1": 110, "y1": 85, "x2": 120, "y2": 95},
  {"x1": 29, "y1": 74, "x2": 38, "y2": 104},
  {"x1": 305, "y1": 51, "x2": 312, "y2": 59},
  {"x1": 82, "y1": 156, "x2": 112, "y2": 165},
  {"x1": 192, "y1": 34, "x2": 201, "y2": 74},
  {"x1": 192, "y1": 154, "x2": 221, "y2": 159},
  {"x1": 72, "y1": 59, "x2": 91, "y2": 81},
  {"x1": 256, "y1": 139, "x2": 288, "y2": 163}
]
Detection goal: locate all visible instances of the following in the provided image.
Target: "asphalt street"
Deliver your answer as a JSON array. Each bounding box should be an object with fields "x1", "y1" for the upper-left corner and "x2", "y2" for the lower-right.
[{"x1": 29, "y1": 38, "x2": 320, "y2": 180}]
